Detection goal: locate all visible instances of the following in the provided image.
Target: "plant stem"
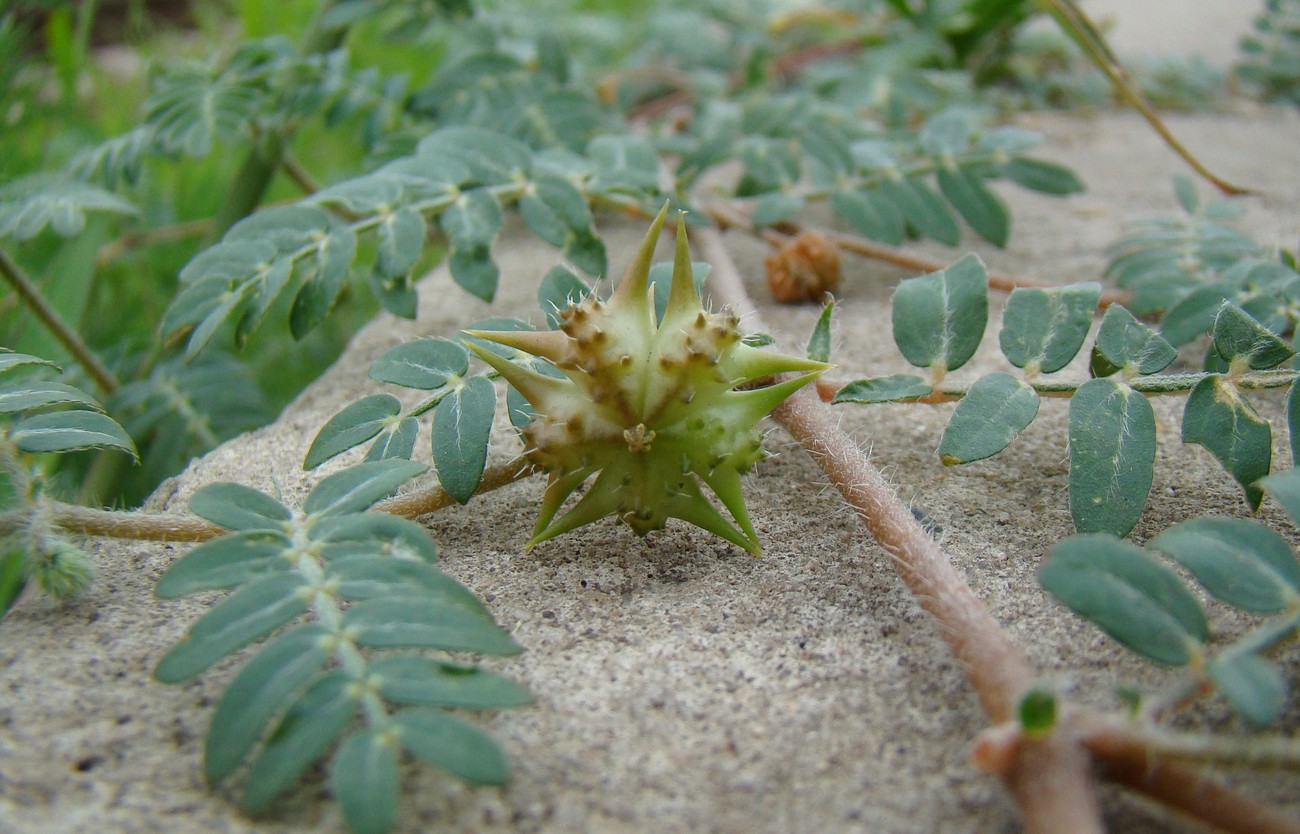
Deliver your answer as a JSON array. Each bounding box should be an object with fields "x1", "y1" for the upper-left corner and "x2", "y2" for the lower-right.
[
  {"x1": 822, "y1": 369, "x2": 1300, "y2": 404},
  {"x1": 693, "y1": 226, "x2": 1105, "y2": 833},
  {"x1": 705, "y1": 201, "x2": 1132, "y2": 307},
  {"x1": 18, "y1": 459, "x2": 540, "y2": 543},
  {"x1": 0, "y1": 246, "x2": 119, "y2": 395}
]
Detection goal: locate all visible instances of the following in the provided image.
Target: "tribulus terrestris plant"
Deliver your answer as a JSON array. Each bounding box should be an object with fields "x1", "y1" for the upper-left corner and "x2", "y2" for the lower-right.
[{"x1": 2, "y1": 1, "x2": 1299, "y2": 833}]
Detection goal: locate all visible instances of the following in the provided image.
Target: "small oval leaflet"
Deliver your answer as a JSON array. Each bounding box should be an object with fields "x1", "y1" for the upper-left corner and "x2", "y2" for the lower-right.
[
  {"x1": 1039, "y1": 534, "x2": 1207, "y2": 667},
  {"x1": 1068, "y1": 378, "x2": 1156, "y2": 537},
  {"x1": 939, "y1": 372, "x2": 1039, "y2": 465}
]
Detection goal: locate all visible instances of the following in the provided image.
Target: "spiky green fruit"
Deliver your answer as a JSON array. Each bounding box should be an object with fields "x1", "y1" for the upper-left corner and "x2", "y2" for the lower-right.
[{"x1": 467, "y1": 206, "x2": 827, "y2": 554}]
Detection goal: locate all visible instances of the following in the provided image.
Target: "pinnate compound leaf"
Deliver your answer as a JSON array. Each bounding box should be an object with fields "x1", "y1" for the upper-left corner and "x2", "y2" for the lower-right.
[
  {"x1": 1039, "y1": 534, "x2": 1207, "y2": 666},
  {"x1": 365, "y1": 417, "x2": 419, "y2": 462},
  {"x1": 370, "y1": 338, "x2": 469, "y2": 390},
  {"x1": 155, "y1": 532, "x2": 289, "y2": 598},
  {"x1": 394, "y1": 708, "x2": 510, "y2": 784},
  {"x1": 190, "y1": 483, "x2": 291, "y2": 531},
  {"x1": 1207, "y1": 653, "x2": 1287, "y2": 726},
  {"x1": 1002, "y1": 157, "x2": 1084, "y2": 195},
  {"x1": 10, "y1": 410, "x2": 136, "y2": 458},
  {"x1": 939, "y1": 373, "x2": 1039, "y2": 465},
  {"x1": 204, "y1": 624, "x2": 330, "y2": 784},
  {"x1": 314, "y1": 513, "x2": 438, "y2": 564},
  {"x1": 0, "y1": 177, "x2": 136, "y2": 241},
  {"x1": 1182, "y1": 376, "x2": 1271, "y2": 509},
  {"x1": 343, "y1": 597, "x2": 521, "y2": 655},
  {"x1": 371, "y1": 656, "x2": 531, "y2": 709},
  {"x1": 303, "y1": 460, "x2": 426, "y2": 518},
  {"x1": 154, "y1": 574, "x2": 309, "y2": 683},
  {"x1": 891, "y1": 254, "x2": 988, "y2": 371},
  {"x1": 432, "y1": 375, "x2": 496, "y2": 505},
  {"x1": 1068, "y1": 378, "x2": 1156, "y2": 536},
  {"x1": 999, "y1": 283, "x2": 1101, "y2": 373},
  {"x1": 305, "y1": 395, "x2": 403, "y2": 470},
  {"x1": 936, "y1": 165, "x2": 1009, "y2": 247},
  {"x1": 242, "y1": 672, "x2": 356, "y2": 813},
  {"x1": 807, "y1": 301, "x2": 834, "y2": 364},
  {"x1": 1211, "y1": 302, "x2": 1295, "y2": 370},
  {"x1": 1090, "y1": 305, "x2": 1176, "y2": 377},
  {"x1": 330, "y1": 731, "x2": 400, "y2": 834},
  {"x1": 1148, "y1": 518, "x2": 1300, "y2": 613},
  {"x1": 833, "y1": 375, "x2": 933, "y2": 404}
]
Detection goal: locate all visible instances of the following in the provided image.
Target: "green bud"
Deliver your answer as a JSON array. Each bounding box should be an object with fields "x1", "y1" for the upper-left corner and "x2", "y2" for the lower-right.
[{"x1": 31, "y1": 540, "x2": 94, "y2": 600}]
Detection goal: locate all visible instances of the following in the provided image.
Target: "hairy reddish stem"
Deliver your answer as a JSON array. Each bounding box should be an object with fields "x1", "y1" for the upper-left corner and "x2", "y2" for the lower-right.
[{"x1": 694, "y1": 226, "x2": 1105, "y2": 833}]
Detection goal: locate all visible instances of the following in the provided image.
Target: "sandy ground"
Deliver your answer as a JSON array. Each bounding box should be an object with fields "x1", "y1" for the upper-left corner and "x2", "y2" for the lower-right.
[{"x1": 3, "y1": 4, "x2": 1299, "y2": 834}]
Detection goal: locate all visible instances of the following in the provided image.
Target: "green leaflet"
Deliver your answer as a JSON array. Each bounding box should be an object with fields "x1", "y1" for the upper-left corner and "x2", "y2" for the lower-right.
[
  {"x1": 305, "y1": 394, "x2": 403, "y2": 469},
  {"x1": 328, "y1": 556, "x2": 489, "y2": 618},
  {"x1": 441, "y1": 188, "x2": 504, "y2": 250},
  {"x1": 241, "y1": 672, "x2": 357, "y2": 813},
  {"x1": 1001, "y1": 157, "x2": 1085, "y2": 195},
  {"x1": 1039, "y1": 534, "x2": 1207, "y2": 666},
  {"x1": 449, "y1": 245, "x2": 499, "y2": 302},
  {"x1": 751, "y1": 191, "x2": 805, "y2": 228},
  {"x1": 331, "y1": 731, "x2": 400, "y2": 834},
  {"x1": 938, "y1": 372, "x2": 1039, "y2": 465},
  {"x1": 519, "y1": 174, "x2": 593, "y2": 248},
  {"x1": 155, "y1": 532, "x2": 289, "y2": 598},
  {"x1": 0, "y1": 353, "x2": 59, "y2": 376},
  {"x1": 1207, "y1": 652, "x2": 1287, "y2": 726},
  {"x1": 289, "y1": 224, "x2": 359, "y2": 340},
  {"x1": 1211, "y1": 301, "x2": 1294, "y2": 370},
  {"x1": 373, "y1": 206, "x2": 426, "y2": 281},
  {"x1": 1148, "y1": 518, "x2": 1300, "y2": 613},
  {"x1": 371, "y1": 656, "x2": 532, "y2": 709},
  {"x1": 891, "y1": 253, "x2": 988, "y2": 371},
  {"x1": 10, "y1": 409, "x2": 137, "y2": 459},
  {"x1": 154, "y1": 573, "x2": 310, "y2": 683},
  {"x1": 0, "y1": 381, "x2": 101, "y2": 413},
  {"x1": 0, "y1": 548, "x2": 26, "y2": 619},
  {"x1": 1262, "y1": 467, "x2": 1300, "y2": 527},
  {"x1": 394, "y1": 708, "x2": 511, "y2": 784},
  {"x1": 1182, "y1": 375, "x2": 1271, "y2": 509},
  {"x1": 416, "y1": 126, "x2": 533, "y2": 185},
  {"x1": 302, "y1": 459, "x2": 427, "y2": 517},
  {"x1": 343, "y1": 597, "x2": 521, "y2": 655},
  {"x1": 314, "y1": 512, "x2": 439, "y2": 564},
  {"x1": 432, "y1": 375, "x2": 496, "y2": 505},
  {"x1": 190, "y1": 482, "x2": 292, "y2": 532},
  {"x1": 833, "y1": 375, "x2": 933, "y2": 404},
  {"x1": 878, "y1": 176, "x2": 960, "y2": 245},
  {"x1": 369, "y1": 338, "x2": 469, "y2": 390},
  {"x1": 1090, "y1": 304, "x2": 1176, "y2": 377},
  {"x1": 830, "y1": 188, "x2": 904, "y2": 245},
  {"x1": 806, "y1": 301, "x2": 834, "y2": 364},
  {"x1": 204, "y1": 624, "x2": 331, "y2": 784},
  {"x1": 999, "y1": 283, "x2": 1101, "y2": 374},
  {"x1": 364, "y1": 417, "x2": 420, "y2": 462},
  {"x1": 1068, "y1": 378, "x2": 1156, "y2": 536},
  {"x1": 936, "y1": 164, "x2": 1009, "y2": 247}
]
